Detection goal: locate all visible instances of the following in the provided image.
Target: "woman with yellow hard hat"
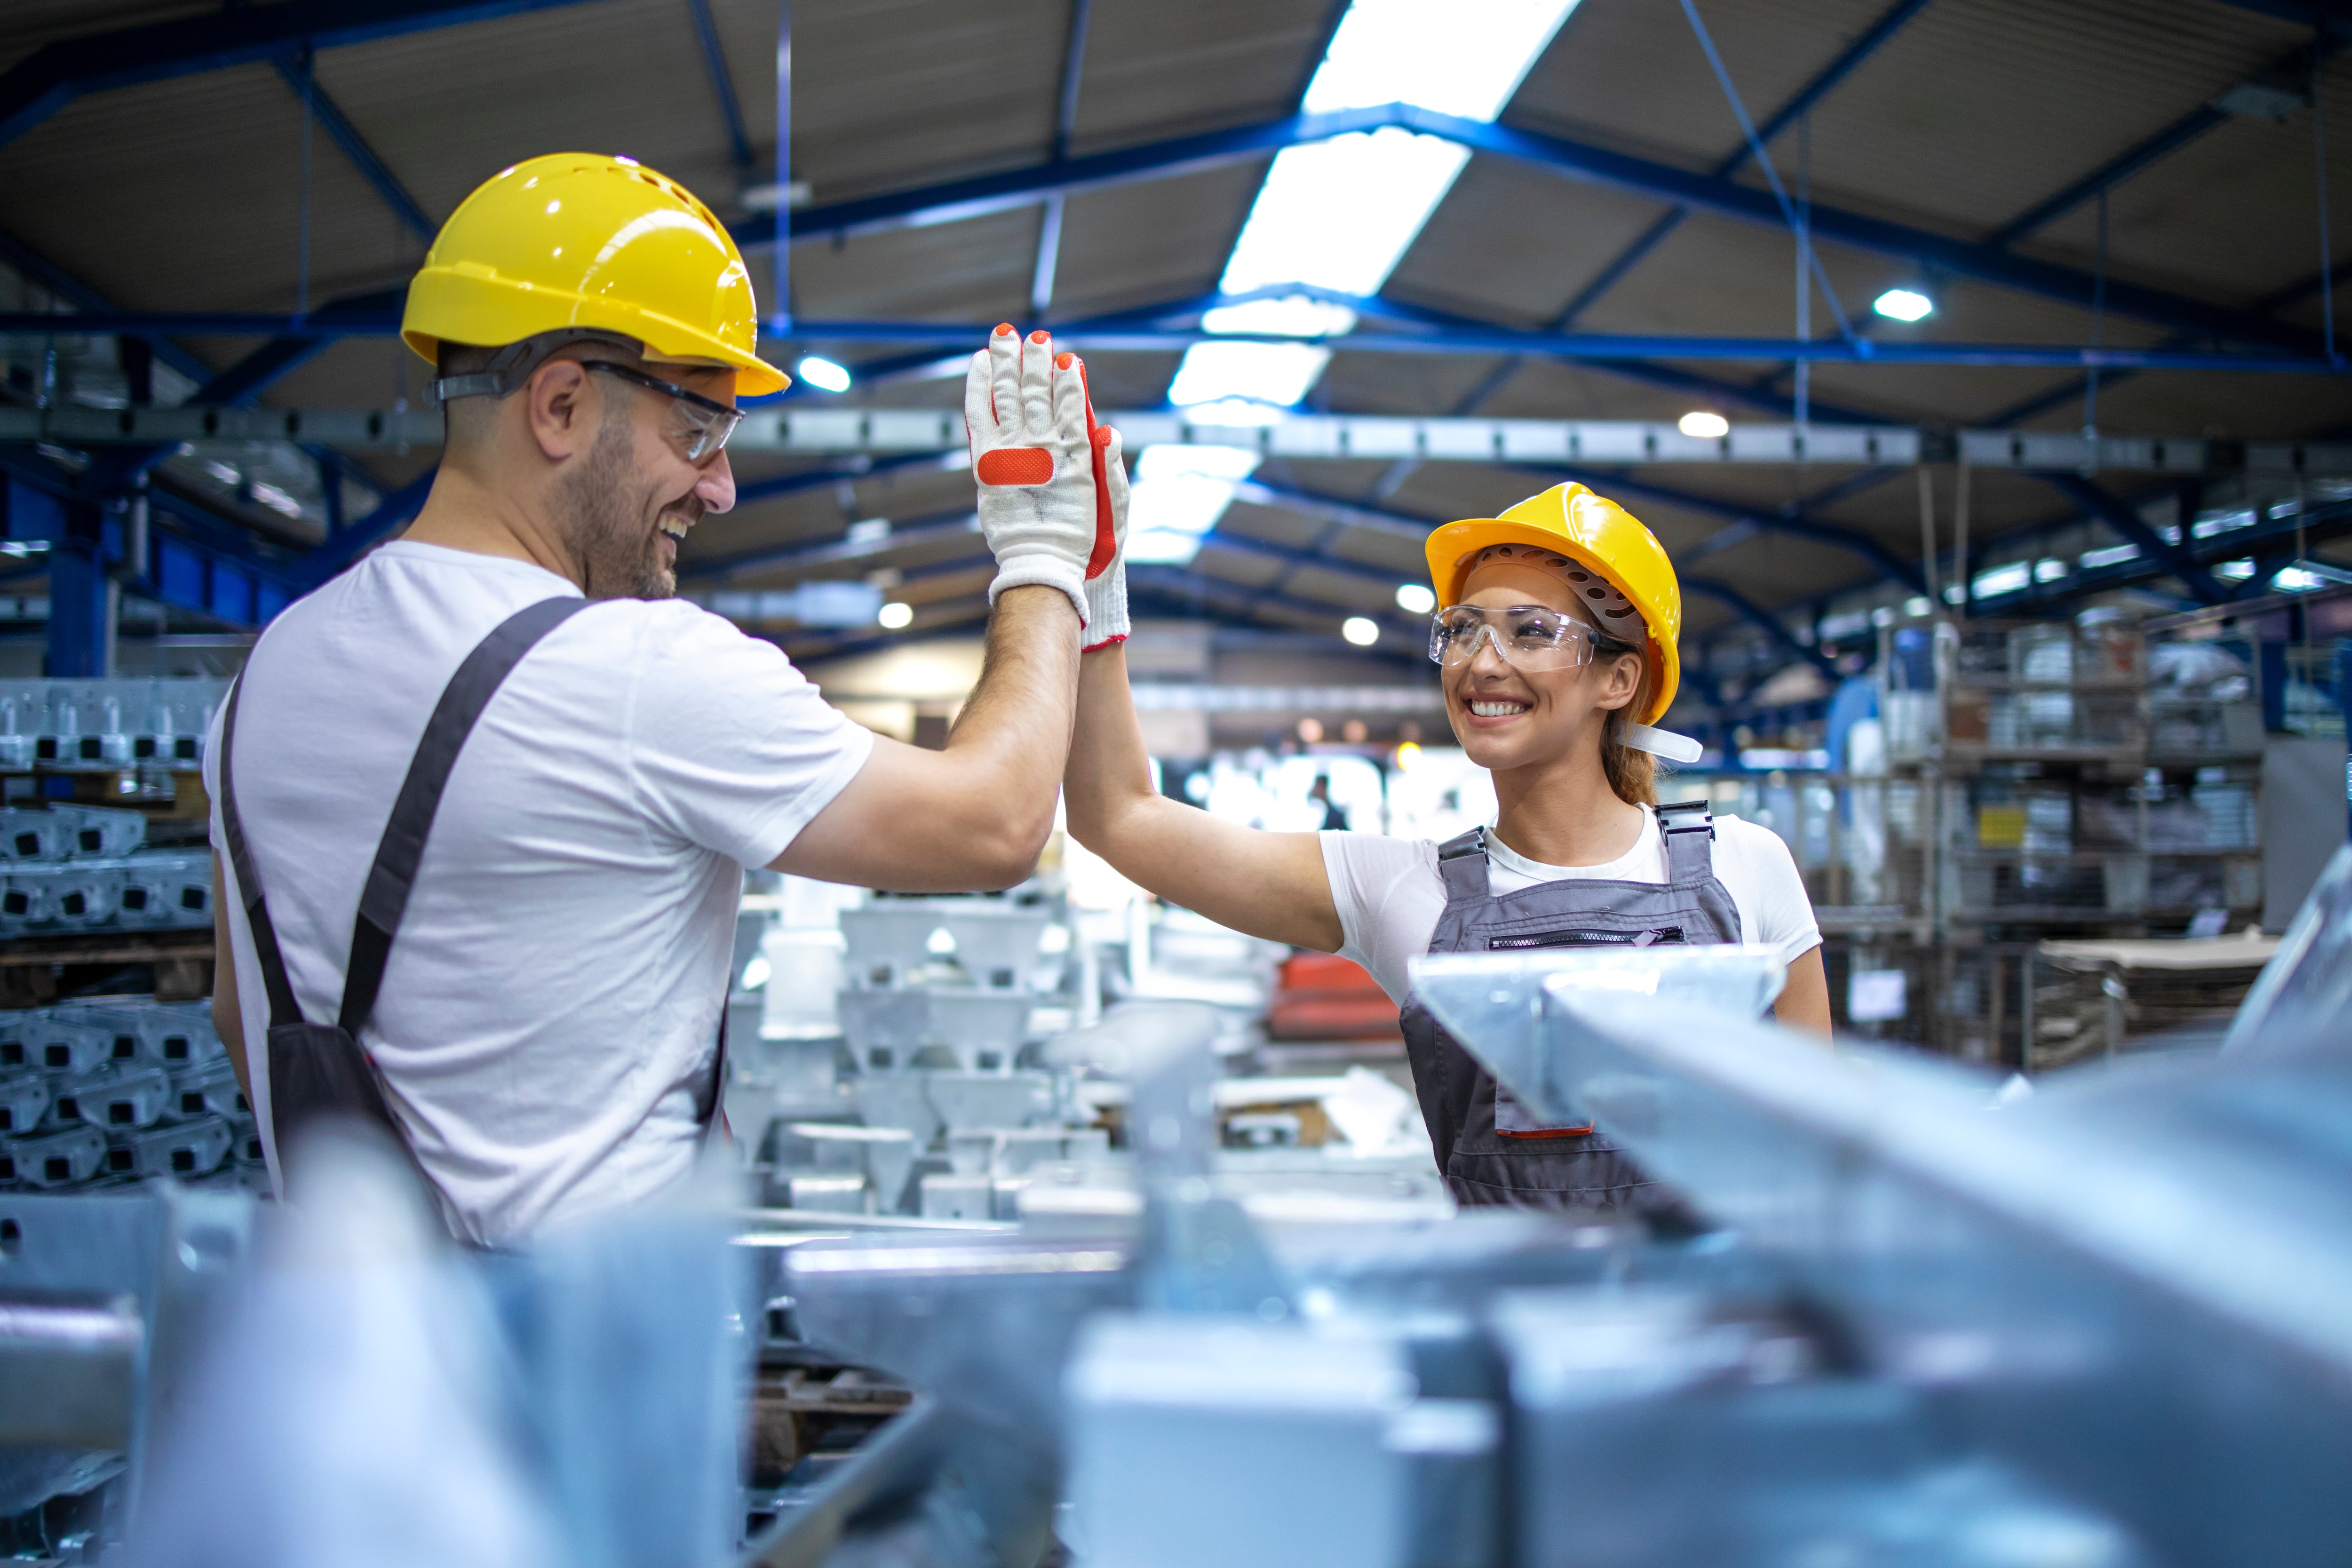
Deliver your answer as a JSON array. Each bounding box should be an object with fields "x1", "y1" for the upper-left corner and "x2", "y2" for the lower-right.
[{"x1": 1061, "y1": 480, "x2": 1830, "y2": 1216}]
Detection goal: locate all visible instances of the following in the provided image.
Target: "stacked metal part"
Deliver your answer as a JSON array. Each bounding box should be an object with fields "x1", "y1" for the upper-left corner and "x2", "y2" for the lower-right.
[
  {"x1": 760, "y1": 849, "x2": 2352, "y2": 1568},
  {"x1": 756, "y1": 897, "x2": 1104, "y2": 1221},
  {"x1": 0, "y1": 1000, "x2": 253, "y2": 1194},
  {"x1": 0, "y1": 804, "x2": 213, "y2": 936},
  {"x1": 0, "y1": 678, "x2": 229, "y2": 772}
]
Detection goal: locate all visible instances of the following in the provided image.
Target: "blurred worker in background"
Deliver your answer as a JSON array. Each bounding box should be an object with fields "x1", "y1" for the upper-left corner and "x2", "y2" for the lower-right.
[
  {"x1": 209, "y1": 154, "x2": 1120, "y2": 1247},
  {"x1": 1308, "y1": 773, "x2": 1350, "y2": 831},
  {"x1": 1064, "y1": 480, "x2": 1830, "y2": 1215}
]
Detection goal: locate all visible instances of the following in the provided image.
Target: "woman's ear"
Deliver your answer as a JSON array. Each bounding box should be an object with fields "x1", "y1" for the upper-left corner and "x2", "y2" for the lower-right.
[{"x1": 1594, "y1": 651, "x2": 1643, "y2": 714}]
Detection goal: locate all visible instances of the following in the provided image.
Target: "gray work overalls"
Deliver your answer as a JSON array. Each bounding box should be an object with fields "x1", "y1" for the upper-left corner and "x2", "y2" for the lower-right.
[
  {"x1": 1398, "y1": 799, "x2": 1737, "y2": 1215},
  {"x1": 219, "y1": 597, "x2": 727, "y2": 1222}
]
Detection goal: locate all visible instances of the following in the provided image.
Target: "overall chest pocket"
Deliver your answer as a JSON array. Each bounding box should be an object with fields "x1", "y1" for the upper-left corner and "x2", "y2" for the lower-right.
[{"x1": 1488, "y1": 925, "x2": 1688, "y2": 950}]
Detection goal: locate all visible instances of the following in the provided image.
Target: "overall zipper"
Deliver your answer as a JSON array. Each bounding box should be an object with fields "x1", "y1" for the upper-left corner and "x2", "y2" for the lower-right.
[{"x1": 1487, "y1": 925, "x2": 1687, "y2": 950}]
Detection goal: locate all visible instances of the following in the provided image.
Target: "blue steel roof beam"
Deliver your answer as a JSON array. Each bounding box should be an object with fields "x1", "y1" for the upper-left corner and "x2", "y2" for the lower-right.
[
  {"x1": 685, "y1": 0, "x2": 755, "y2": 173},
  {"x1": 0, "y1": 227, "x2": 218, "y2": 389},
  {"x1": 733, "y1": 451, "x2": 967, "y2": 506},
  {"x1": 270, "y1": 51, "x2": 434, "y2": 242},
  {"x1": 1989, "y1": 36, "x2": 2340, "y2": 249},
  {"x1": 289, "y1": 468, "x2": 435, "y2": 586},
  {"x1": 1029, "y1": 0, "x2": 1093, "y2": 316},
  {"x1": 2199, "y1": 1, "x2": 2352, "y2": 43},
  {"x1": 1230, "y1": 473, "x2": 1921, "y2": 610},
  {"x1": 1684, "y1": 579, "x2": 1838, "y2": 675},
  {"x1": 1970, "y1": 490, "x2": 2352, "y2": 616},
  {"x1": 0, "y1": 0, "x2": 612, "y2": 151},
  {"x1": 87, "y1": 334, "x2": 336, "y2": 491},
  {"x1": 27, "y1": 309, "x2": 2336, "y2": 370},
  {"x1": 1405, "y1": 105, "x2": 2329, "y2": 357},
  {"x1": 749, "y1": 104, "x2": 1409, "y2": 248},
  {"x1": 2031, "y1": 470, "x2": 2225, "y2": 604},
  {"x1": 751, "y1": 101, "x2": 2329, "y2": 355},
  {"x1": 679, "y1": 508, "x2": 982, "y2": 583}
]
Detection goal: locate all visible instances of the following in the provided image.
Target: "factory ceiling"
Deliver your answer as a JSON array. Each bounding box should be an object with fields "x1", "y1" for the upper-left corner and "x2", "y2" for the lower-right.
[{"x1": 4, "y1": 0, "x2": 2352, "y2": 688}]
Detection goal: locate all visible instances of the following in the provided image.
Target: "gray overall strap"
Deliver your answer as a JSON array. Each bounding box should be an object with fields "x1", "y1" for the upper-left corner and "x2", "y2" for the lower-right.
[
  {"x1": 339, "y1": 596, "x2": 590, "y2": 1035},
  {"x1": 1655, "y1": 798, "x2": 1716, "y2": 885},
  {"x1": 220, "y1": 597, "x2": 590, "y2": 1172},
  {"x1": 1434, "y1": 828, "x2": 1489, "y2": 903}
]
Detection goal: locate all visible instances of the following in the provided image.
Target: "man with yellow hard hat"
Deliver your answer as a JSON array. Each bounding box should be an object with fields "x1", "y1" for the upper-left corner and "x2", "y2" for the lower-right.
[{"x1": 207, "y1": 154, "x2": 1121, "y2": 1246}]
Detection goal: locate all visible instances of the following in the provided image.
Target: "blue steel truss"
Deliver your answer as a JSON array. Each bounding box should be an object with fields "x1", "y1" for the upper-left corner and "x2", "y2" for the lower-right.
[
  {"x1": 744, "y1": 101, "x2": 2333, "y2": 358},
  {"x1": 3, "y1": 306, "x2": 2330, "y2": 374},
  {"x1": 0, "y1": 0, "x2": 610, "y2": 150}
]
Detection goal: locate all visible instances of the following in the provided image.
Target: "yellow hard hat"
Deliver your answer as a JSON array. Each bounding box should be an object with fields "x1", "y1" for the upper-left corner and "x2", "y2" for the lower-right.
[
  {"x1": 1422, "y1": 482, "x2": 1682, "y2": 724},
  {"x1": 401, "y1": 152, "x2": 789, "y2": 397}
]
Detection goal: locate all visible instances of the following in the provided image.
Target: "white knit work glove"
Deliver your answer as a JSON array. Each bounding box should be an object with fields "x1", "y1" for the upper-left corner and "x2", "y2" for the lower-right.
[
  {"x1": 1078, "y1": 367, "x2": 1130, "y2": 652},
  {"x1": 966, "y1": 325, "x2": 1099, "y2": 624}
]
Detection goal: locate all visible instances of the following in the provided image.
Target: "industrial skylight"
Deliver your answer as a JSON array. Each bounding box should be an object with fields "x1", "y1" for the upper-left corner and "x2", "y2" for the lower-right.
[
  {"x1": 1126, "y1": 445, "x2": 1265, "y2": 565},
  {"x1": 1163, "y1": 0, "x2": 1579, "y2": 420}
]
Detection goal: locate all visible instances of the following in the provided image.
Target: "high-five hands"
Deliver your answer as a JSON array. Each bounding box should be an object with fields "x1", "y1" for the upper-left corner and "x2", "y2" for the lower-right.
[{"x1": 964, "y1": 324, "x2": 1129, "y2": 648}]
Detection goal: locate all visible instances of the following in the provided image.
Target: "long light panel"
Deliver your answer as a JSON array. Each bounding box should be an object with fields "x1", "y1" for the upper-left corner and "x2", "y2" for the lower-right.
[{"x1": 1146, "y1": 0, "x2": 1581, "y2": 557}]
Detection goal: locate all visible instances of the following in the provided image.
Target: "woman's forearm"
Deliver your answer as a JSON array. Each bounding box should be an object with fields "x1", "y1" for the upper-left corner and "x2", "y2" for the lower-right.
[
  {"x1": 1062, "y1": 645, "x2": 1345, "y2": 952},
  {"x1": 1062, "y1": 645, "x2": 1159, "y2": 850}
]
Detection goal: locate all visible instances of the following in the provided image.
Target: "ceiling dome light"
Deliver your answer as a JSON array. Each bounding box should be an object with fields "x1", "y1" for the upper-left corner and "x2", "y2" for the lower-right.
[
  {"x1": 1677, "y1": 411, "x2": 1729, "y2": 439},
  {"x1": 1341, "y1": 616, "x2": 1380, "y2": 647},
  {"x1": 1395, "y1": 583, "x2": 1436, "y2": 614},
  {"x1": 876, "y1": 600, "x2": 914, "y2": 629},
  {"x1": 797, "y1": 355, "x2": 853, "y2": 392},
  {"x1": 1872, "y1": 287, "x2": 1933, "y2": 323}
]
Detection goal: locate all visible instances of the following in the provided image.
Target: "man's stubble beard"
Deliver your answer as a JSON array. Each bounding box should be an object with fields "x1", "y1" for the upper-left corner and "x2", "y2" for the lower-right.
[{"x1": 556, "y1": 411, "x2": 674, "y2": 601}]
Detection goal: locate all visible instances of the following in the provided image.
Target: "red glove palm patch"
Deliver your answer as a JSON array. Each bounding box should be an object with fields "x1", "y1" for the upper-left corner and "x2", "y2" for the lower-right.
[{"x1": 976, "y1": 448, "x2": 1054, "y2": 486}]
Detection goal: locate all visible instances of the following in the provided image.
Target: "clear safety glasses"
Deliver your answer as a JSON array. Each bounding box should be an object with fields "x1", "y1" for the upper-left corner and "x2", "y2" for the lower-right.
[
  {"x1": 1427, "y1": 604, "x2": 1619, "y2": 671},
  {"x1": 579, "y1": 360, "x2": 742, "y2": 462}
]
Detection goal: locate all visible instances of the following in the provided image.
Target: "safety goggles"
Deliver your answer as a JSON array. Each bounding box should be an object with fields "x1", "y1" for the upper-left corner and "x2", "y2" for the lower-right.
[
  {"x1": 1427, "y1": 604, "x2": 1623, "y2": 671},
  {"x1": 578, "y1": 360, "x2": 742, "y2": 462}
]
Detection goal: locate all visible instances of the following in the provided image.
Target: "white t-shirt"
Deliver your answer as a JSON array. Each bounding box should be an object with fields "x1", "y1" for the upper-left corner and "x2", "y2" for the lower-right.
[
  {"x1": 1319, "y1": 812, "x2": 1820, "y2": 1007},
  {"x1": 207, "y1": 541, "x2": 874, "y2": 1246}
]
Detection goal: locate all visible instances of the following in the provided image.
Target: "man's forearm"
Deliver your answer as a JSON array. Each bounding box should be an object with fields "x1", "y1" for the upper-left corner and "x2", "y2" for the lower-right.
[{"x1": 942, "y1": 584, "x2": 1081, "y2": 864}]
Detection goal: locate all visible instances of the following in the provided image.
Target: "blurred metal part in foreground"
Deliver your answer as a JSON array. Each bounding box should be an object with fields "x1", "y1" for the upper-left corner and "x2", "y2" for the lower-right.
[{"x1": 778, "y1": 877, "x2": 2352, "y2": 1568}]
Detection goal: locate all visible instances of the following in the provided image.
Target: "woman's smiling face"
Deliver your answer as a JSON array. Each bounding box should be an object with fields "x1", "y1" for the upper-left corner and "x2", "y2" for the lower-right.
[{"x1": 1440, "y1": 557, "x2": 1644, "y2": 774}]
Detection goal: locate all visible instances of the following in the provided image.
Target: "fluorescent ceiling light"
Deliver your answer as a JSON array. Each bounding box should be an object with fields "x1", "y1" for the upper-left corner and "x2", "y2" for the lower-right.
[
  {"x1": 876, "y1": 600, "x2": 913, "y2": 629},
  {"x1": 1200, "y1": 296, "x2": 1360, "y2": 337},
  {"x1": 1395, "y1": 582, "x2": 1437, "y2": 614},
  {"x1": 1166, "y1": 341, "x2": 1332, "y2": 409},
  {"x1": 1342, "y1": 616, "x2": 1381, "y2": 647},
  {"x1": 1126, "y1": 444, "x2": 1264, "y2": 565},
  {"x1": 1218, "y1": 129, "x2": 1470, "y2": 300},
  {"x1": 1677, "y1": 410, "x2": 1729, "y2": 438},
  {"x1": 1303, "y1": 0, "x2": 1579, "y2": 120},
  {"x1": 1167, "y1": 0, "x2": 1580, "y2": 412},
  {"x1": 796, "y1": 356, "x2": 852, "y2": 392},
  {"x1": 1872, "y1": 288, "x2": 1933, "y2": 323},
  {"x1": 1176, "y1": 398, "x2": 1291, "y2": 428}
]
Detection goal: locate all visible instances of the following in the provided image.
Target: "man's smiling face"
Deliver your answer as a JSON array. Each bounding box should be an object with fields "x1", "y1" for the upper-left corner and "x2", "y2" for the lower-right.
[{"x1": 550, "y1": 353, "x2": 738, "y2": 600}]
